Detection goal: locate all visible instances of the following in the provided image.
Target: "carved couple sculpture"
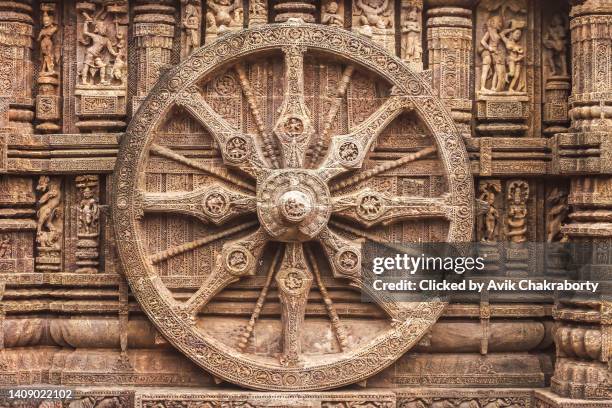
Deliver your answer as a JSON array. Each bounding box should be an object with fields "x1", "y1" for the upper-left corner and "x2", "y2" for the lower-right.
[{"x1": 479, "y1": 15, "x2": 526, "y2": 93}]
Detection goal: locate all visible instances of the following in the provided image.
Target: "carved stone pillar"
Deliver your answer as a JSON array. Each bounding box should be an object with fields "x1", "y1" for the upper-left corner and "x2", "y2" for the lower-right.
[
  {"x1": 133, "y1": 0, "x2": 176, "y2": 111},
  {"x1": 0, "y1": 0, "x2": 34, "y2": 133},
  {"x1": 554, "y1": 0, "x2": 612, "y2": 401},
  {"x1": 273, "y1": 0, "x2": 316, "y2": 23},
  {"x1": 426, "y1": 0, "x2": 474, "y2": 136}
]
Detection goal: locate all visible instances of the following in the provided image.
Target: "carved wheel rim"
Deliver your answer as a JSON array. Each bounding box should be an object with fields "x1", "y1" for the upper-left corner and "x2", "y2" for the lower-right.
[{"x1": 113, "y1": 23, "x2": 474, "y2": 391}]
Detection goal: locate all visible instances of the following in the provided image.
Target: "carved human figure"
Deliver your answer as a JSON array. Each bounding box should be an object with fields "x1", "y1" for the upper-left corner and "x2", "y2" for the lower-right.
[
  {"x1": 401, "y1": 5, "x2": 422, "y2": 63},
  {"x1": 479, "y1": 182, "x2": 500, "y2": 242},
  {"x1": 78, "y1": 185, "x2": 100, "y2": 235},
  {"x1": 479, "y1": 15, "x2": 505, "y2": 92},
  {"x1": 0, "y1": 234, "x2": 10, "y2": 258},
  {"x1": 38, "y1": 11, "x2": 58, "y2": 76},
  {"x1": 354, "y1": 0, "x2": 392, "y2": 37},
  {"x1": 80, "y1": 14, "x2": 118, "y2": 85},
  {"x1": 546, "y1": 187, "x2": 568, "y2": 243},
  {"x1": 543, "y1": 14, "x2": 568, "y2": 76},
  {"x1": 182, "y1": 0, "x2": 201, "y2": 55},
  {"x1": 506, "y1": 181, "x2": 529, "y2": 244},
  {"x1": 36, "y1": 176, "x2": 62, "y2": 249},
  {"x1": 206, "y1": 0, "x2": 243, "y2": 34},
  {"x1": 250, "y1": 0, "x2": 266, "y2": 17},
  {"x1": 322, "y1": 1, "x2": 344, "y2": 27},
  {"x1": 500, "y1": 19, "x2": 525, "y2": 92}
]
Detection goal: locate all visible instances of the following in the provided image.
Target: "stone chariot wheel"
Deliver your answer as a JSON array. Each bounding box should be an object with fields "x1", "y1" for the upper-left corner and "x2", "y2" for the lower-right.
[{"x1": 113, "y1": 22, "x2": 474, "y2": 391}]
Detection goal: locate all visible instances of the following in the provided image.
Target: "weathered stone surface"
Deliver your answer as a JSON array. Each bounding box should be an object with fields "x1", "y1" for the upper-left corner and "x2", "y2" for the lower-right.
[{"x1": 0, "y1": 0, "x2": 609, "y2": 405}]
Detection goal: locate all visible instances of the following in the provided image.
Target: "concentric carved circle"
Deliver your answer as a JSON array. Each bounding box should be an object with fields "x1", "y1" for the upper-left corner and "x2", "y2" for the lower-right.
[
  {"x1": 257, "y1": 170, "x2": 331, "y2": 242},
  {"x1": 113, "y1": 23, "x2": 474, "y2": 391}
]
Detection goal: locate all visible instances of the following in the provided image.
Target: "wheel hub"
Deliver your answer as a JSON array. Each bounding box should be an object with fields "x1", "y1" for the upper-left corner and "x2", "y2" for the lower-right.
[{"x1": 257, "y1": 170, "x2": 331, "y2": 242}]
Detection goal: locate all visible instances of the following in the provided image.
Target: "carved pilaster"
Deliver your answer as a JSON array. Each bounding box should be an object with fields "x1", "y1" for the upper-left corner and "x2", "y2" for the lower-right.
[
  {"x1": 273, "y1": 0, "x2": 315, "y2": 23},
  {"x1": 352, "y1": 0, "x2": 394, "y2": 53},
  {"x1": 36, "y1": 2, "x2": 62, "y2": 133},
  {"x1": 74, "y1": 0, "x2": 129, "y2": 132},
  {"x1": 426, "y1": 0, "x2": 474, "y2": 136},
  {"x1": 553, "y1": 1, "x2": 612, "y2": 400},
  {"x1": 0, "y1": 0, "x2": 34, "y2": 133},
  {"x1": 133, "y1": 0, "x2": 176, "y2": 111}
]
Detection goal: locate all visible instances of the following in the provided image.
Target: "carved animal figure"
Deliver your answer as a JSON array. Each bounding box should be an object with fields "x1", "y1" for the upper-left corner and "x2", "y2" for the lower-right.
[{"x1": 36, "y1": 176, "x2": 62, "y2": 245}]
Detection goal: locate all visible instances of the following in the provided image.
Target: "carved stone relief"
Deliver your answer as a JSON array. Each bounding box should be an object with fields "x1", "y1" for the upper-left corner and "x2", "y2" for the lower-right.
[{"x1": 0, "y1": 0, "x2": 609, "y2": 406}]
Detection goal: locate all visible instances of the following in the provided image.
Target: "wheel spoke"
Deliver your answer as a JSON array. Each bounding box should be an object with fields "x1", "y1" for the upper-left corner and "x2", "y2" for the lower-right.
[
  {"x1": 329, "y1": 146, "x2": 437, "y2": 193},
  {"x1": 307, "y1": 65, "x2": 355, "y2": 168},
  {"x1": 305, "y1": 247, "x2": 348, "y2": 351},
  {"x1": 316, "y1": 94, "x2": 414, "y2": 182},
  {"x1": 276, "y1": 243, "x2": 313, "y2": 366},
  {"x1": 179, "y1": 227, "x2": 269, "y2": 320},
  {"x1": 150, "y1": 144, "x2": 256, "y2": 192},
  {"x1": 273, "y1": 46, "x2": 313, "y2": 168},
  {"x1": 149, "y1": 220, "x2": 258, "y2": 265},
  {"x1": 235, "y1": 63, "x2": 281, "y2": 169},
  {"x1": 175, "y1": 86, "x2": 270, "y2": 180},
  {"x1": 332, "y1": 189, "x2": 452, "y2": 228},
  {"x1": 140, "y1": 184, "x2": 256, "y2": 225},
  {"x1": 237, "y1": 246, "x2": 283, "y2": 351}
]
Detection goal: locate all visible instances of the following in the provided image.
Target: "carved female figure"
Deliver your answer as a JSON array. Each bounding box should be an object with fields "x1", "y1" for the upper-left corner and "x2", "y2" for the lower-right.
[
  {"x1": 38, "y1": 11, "x2": 58, "y2": 75},
  {"x1": 182, "y1": 1, "x2": 201, "y2": 55},
  {"x1": 500, "y1": 20, "x2": 525, "y2": 92},
  {"x1": 543, "y1": 14, "x2": 568, "y2": 76},
  {"x1": 506, "y1": 180, "x2": 529, "y2": 244},
  {"x1": 479, "y1": 15, "x2": 505, "y2": 92},
  {"x1": 401, "y1": 5, "x2": 422, "y2": 63}
]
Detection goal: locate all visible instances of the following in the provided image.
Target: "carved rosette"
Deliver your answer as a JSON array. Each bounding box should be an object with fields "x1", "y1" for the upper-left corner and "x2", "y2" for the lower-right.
[{"x1": 113, "y1": 23, "x2": 473, "y2": 391}]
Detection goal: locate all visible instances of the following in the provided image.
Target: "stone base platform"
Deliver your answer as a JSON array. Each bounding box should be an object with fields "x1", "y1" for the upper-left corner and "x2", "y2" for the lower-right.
[{"x1": 1, "y1": 387, "x2": 611, "y2": 408}]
